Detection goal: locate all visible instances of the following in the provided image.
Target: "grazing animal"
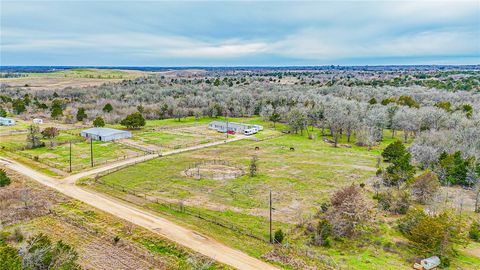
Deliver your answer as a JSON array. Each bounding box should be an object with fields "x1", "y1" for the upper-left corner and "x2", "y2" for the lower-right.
[
  {"x1": 255, "y1": 146, "x2": 260, "y2": 150},
  {"x1": 290, "y1": 147, "x2": 295, "y2": 151}
]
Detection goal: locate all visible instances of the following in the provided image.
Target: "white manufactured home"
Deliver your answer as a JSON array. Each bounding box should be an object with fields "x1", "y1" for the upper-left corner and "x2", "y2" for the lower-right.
[
  {"x1": 0, "y1": 117, "x2": 16, "y2": 126},
  {"x1": 208, "y1": 121, "x2": 263, "y2": 135},
  {"x1": 80, "y1": 127, "x2": 132, "y2": 142}
]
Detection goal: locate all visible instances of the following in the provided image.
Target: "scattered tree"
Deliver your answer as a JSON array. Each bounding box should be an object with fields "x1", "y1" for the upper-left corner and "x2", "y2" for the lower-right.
[
  {"x1": 326, "y1": 184, "x2": 372, "y2": 237},
  {"x1": 50, "y1": 99, "x2": 63, "y2": 119},
  {"x1": 26, "y1": 125, "x2": 43, "y2": 149},
  {"x1": 41, "y1": 127, "x2": 59, "y2": 140},
  {"x1": 410, "y1": 171, "x2": 440, "y2": 204},
  {"x1": 76, "y1": 107, "x2": 87, "y2": 121},
  {"x1": 102, "y1": 103, "x2": 113, "y2": 113},
  {"x1": 93, "y1": 116, "x2": 105, "y2": 127},
  {"x1": 120, "y1": 112, "x2": 145, "y2": 129}
]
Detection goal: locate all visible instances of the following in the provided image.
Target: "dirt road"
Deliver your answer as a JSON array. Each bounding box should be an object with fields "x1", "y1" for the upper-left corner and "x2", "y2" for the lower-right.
[{"x1": 0, "y1": 135, "x2": 279, "y2": 270}]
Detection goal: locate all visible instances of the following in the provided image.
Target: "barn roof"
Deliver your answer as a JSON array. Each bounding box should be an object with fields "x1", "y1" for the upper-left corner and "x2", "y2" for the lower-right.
[{"x1": 81, "y1": 127, "x2": 130, "y2": 137}]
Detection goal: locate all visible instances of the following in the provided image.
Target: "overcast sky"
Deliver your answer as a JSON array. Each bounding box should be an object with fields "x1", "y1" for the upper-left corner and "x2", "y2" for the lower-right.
[{"x1": 1, "y1": 0, "x2": 479, "y2": 66}]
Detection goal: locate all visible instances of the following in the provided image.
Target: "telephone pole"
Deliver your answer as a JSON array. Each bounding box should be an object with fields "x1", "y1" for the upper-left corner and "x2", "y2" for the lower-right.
[
  {"x1": 226, "y1": 111, "x2": 229, "y2": 139},
  {"x1": 69, "y1": 140, "x2": 72, "y2": 172},
  {"x1": 90, "y1": 138, "x2": 93, "y2": 167},
  {"x1": 269, "y1": 189, "x2": 272, "y2": 244}
]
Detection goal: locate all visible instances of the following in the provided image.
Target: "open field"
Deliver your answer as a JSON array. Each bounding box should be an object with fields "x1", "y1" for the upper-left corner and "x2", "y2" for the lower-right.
[
  {"x1": 0, "y1": 68, "x2": 152, "y2": 90},
  {"x1": 127, "y1": 125, "x2": 232, "y2": 151},
  {"x1": 80, "y1": 118, "x2": 480, "y2": 269},
  {"x1": 0, "y1": 166, "x2": 229, "y2": 270},
  {"x1": 18, "y1": 140, "x2": 144, "y2": 171}
]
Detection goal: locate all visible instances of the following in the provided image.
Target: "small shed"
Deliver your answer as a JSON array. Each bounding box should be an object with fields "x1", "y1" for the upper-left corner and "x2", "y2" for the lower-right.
[
  {"x1": 33, "y1": 118, "x2": 43, "y2": 124},
  {"x1": 80, "y1": 127, "x2": 132, "y2": 142},
  {"x1": 0, "y1": 117, "x2": 16, "y2": 126}
]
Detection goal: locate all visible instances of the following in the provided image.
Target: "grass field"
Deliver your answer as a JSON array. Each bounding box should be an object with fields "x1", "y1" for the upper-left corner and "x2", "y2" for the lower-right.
[
  {"x1": 0, "y1": 167, "x2": 229, "y2": 270},
  {"x1": 0, "y1": 68, "x2": 151, "y2": 90},
  {"x1": 19, "y1": 140, "x2": 143, "y2": 171},
  {"x1": 86, "y1": 118, "x2": 480, "y2": 269}
]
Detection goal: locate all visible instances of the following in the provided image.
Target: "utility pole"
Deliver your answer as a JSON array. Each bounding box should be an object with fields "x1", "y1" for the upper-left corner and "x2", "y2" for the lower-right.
[
  {"x1": 226, "y1": 111, "x2": 229, "y2": 139},
  {"x1": 90, "y1": 138, "x2": 93, "y2": 167},
  {"x1": 69, "y1": 140, "x2": 72, "y2": 172},
  {"x1": 269, "y1": 189, "x2": 272, "y2": 244}
]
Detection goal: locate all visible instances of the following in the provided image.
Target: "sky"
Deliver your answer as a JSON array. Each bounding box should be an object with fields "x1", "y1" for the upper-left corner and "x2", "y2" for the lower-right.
[{"x1": 1, "y1": 0, "x2": 479, "y2": 66}]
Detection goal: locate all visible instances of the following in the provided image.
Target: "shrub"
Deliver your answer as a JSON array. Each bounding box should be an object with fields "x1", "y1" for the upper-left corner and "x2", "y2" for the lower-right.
[
  {"x1": 41, "y1": 127, "x2": 59, "y2": 139},
  {"x1": 376, "y1": 189, "x2": 411, "y2": 214},
  {"x1": 326, "y1": 184, "x2": 372, "y2": 237},
  {"x1": 311, "y1": 219, "x2": 331, "y2": 247},
  {"x1": 273, "y1": 229, "x2": 284, "y2": 244},
  {"x1": 113, "y1": 235, "x2": 120, "y2": 245},
  {"x1": 249, "y1": 156, "x2": 258, "y2": 177},
  {"x1": 0, "y1": 169, "x2": 11, "y2": 187},
  {"x1": 0, "y1": 242, "x2": 21, "y2": 270},
  {"x1": 398, "y1": 209, "x2": 467, "y2": 262},
  {"x1": 469, "y1": 221, "x2": 480, "y2": 242},
  {"x1": 22, "y1": 234, "x2": 80, "y2": 270},
  {"x1": 13, "y1": 228, "x2": 24, "y2": 242},
  {"x1": 410, "y1": 171, "x2": 440, "y2": 204}
]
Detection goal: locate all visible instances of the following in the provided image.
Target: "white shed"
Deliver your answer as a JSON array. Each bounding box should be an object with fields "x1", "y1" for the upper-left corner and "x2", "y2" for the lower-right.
[{"x1": 33, "y1": 118, "x2": 43, "y2": 124}]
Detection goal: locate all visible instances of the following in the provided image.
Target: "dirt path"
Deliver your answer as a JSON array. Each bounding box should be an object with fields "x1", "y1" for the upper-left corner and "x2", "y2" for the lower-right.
[{"x1": 0, "y1": 135, "x2": 278, "y2": 270}]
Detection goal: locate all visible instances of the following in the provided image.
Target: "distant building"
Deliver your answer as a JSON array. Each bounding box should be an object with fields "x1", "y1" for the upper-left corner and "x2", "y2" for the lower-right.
[
  {"x1": 208, "y1": 121, "x2": 263, "y2": 135},
  {"x1": 0, "y1": 117, "x2": 16, "y2": 126},
  {"x1": 80, "y1": 127, "x2": 132, "y2": 142},
  {"x1": 420, "y1": 256, "x2": 440, "y2": 270},
  {"x1": 33, "y1": 118, "x2": 43, "y2": 124}
]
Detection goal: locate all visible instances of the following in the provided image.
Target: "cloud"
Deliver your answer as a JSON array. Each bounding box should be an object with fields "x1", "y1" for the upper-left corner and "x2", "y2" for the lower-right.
[{"x1": 1, "y1": 0, "x2": 479, "y2": 65}]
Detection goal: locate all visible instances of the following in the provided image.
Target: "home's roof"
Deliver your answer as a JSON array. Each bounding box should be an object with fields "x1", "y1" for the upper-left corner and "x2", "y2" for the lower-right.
[
  {"x1": 0, "y1": 117, "x2": 14, "y2": 121},
  {"x1": 81, "y1": 127, "x2": 130, "y2": 136},
  {"x1": 209, "y1": 121, "x2": 253, "y2": 127}
]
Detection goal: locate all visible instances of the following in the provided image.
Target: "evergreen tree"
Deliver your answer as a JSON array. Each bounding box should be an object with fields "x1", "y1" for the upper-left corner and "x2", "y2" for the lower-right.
[
  {"x1": 50, "y1": 100, "x2": 63, "y2": 119},
  {"x1": 93, "y1": 116, "x2": 105, "y2": 127},
  {"x1": 0, "y1": 169, "x2": 11, "y2": 187},
  {"x1": 120, "y1": 112, "x2": 145, "y2": 129},
  {"x1": 12, "y1": 99, "x2": 26, "y2": 114},
  {"x1": 382, "y1": 141, "x2": 407, "y2": 162},
  {"x1": 102, "y1": 103, "x2": 113, "y2": 113},
  {"x1": 76, "y1": 107, "x2": 87, "y2": 121},
  {"x1": 0, "y1": 107, "x2": 6, "y2": 117}
]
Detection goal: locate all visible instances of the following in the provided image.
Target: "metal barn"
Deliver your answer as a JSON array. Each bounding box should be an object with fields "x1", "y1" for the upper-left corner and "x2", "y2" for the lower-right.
[{"x1": 80, "y1": 127, "x2": 132, "y2": 142}]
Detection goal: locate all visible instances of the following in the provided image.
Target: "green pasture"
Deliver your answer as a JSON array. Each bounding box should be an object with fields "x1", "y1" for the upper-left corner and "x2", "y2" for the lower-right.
[{"x1": 19, "y1": 140, "x2": 142, "y2": 170}]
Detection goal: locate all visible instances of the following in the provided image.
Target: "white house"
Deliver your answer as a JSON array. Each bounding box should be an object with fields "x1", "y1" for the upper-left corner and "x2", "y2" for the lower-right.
[
  {"x1": 208, "y1": 121, "x2": 263, "y2": 135},
  {"x1": 80, "y1": 127, "x2": 132, "y2": 142},
  {"x1": 0, "y1": 117, "x2": 16, "y2": 126},
  {"x1": 33, "y1": 118, "x2": 43, "y2": 124}
]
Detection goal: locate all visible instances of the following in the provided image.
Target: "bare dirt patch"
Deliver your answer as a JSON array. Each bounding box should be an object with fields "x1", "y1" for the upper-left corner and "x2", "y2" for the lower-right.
[{"x1": 183, "y1": 162, "x2": 244, "y2": 180}]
